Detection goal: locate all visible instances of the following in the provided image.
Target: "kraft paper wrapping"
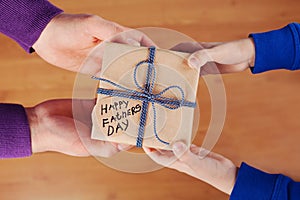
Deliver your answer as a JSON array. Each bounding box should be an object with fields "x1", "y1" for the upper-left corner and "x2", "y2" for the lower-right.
[{"x1": 91, "y1": 42, "x2": 200, "y2": 149}]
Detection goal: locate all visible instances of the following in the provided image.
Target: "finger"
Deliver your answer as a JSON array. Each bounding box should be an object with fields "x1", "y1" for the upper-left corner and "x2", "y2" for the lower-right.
[
  {"x1": 110, "y1": 29, "x2": 156, "y2": 47},
  {"x1": 170, "y1": 42, "x2": 223, "y2": 53},
  {"x1": 189, "y1": 144, "x2": 230, "y2": 162},
  {"x1": 199, "y1": 42, "x2": 223, "y2": 49},
  {"x1": 172, "y1": 142, "x2": 220, "y2": 180},
  {"x1": 190, "y1": 144, "x2": 199, "y2": 154},
  {"x1": 127, "y1": 29, "x2": 156, "y2": 47},
  {"x1": 170, "y1": 42, "x2": 203, "y2": 53},
  {"x1": 172, "y1": 141, "x2": 201, "y2": 167},
  {"x1": 188, "y1": 39, "x2": 253, "y2": 70},
  {"x1": 140, "y1": 34, "x2": 156, "y2": 47},
  {"x1": 126, "y1": 38, "x2": 141, "y2": 46},
  {"x1": 143, "y1": 147, "x2": 198, "y2": 176},
  {"x1": 189, "y1": 144, "x2": 211, "y2": 159},
  {"x1": 143, "y1": 147, "x2": 176, "y2": 167},
  {"x1": 188, "y1": 48, "x2": 214, "y2": 69}
]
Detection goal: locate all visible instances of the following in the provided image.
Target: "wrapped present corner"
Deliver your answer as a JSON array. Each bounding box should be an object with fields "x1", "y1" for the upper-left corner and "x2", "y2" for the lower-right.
[{"x1": 91, "y1": 42, "x2": 200, "y2": 150}]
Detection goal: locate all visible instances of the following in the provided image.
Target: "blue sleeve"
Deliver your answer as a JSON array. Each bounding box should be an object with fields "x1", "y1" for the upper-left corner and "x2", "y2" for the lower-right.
[
  {"x1": 230, "y1": 162, "x2": 300, "y2": 200},
  {"x1": 249, "y1": 23, "x2": 300, "y2": 74}
]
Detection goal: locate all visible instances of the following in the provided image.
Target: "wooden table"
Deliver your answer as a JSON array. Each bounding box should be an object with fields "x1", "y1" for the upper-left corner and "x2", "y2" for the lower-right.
[{"x1": 1, "y1": 0, "x2": 300, "y2": 199}]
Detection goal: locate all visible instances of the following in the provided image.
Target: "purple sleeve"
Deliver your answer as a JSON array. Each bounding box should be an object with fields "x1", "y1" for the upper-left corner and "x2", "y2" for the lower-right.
[
  {"x1": 0, "y1": 0, "x2": 63, "y2": 53},
  {"x1": 249, "y1": 23, "x2": 300, "y2": 74},
  {"x1": 230, "y1": 162, "x2": 300, "y2": 200},
  {"x1": 0, "y1": 104, "x2": 32, "y2": 159}
]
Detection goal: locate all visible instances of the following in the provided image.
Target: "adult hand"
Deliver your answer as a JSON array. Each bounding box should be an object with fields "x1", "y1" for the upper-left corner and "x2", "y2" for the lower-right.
[
  {"x1": 32, "y1": 13, "x2": 154, "y2": 72},
  {"x1": 171, "y1": 39, "x2": 255, "y2": 75},
  {"x1": 25, "y1": 99, "x2": 129, "y2": 157},
  {"x1": 144, "y1": 142, "x2": 237, "y2": 195}
]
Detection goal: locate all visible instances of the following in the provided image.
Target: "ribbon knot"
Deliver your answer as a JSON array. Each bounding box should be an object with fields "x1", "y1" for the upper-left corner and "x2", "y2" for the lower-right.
[
  {"x1": 93, "y1": 46, "x2": 196, "y2": 147},
  {"x1": 146, "y1": 93, "x2": 154, "y2": 101}
]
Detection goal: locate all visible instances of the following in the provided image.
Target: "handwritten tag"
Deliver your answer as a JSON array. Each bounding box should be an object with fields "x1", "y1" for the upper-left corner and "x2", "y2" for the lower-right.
[{"x1": 96, "y1": 98, "x2": 141, "y2": 137}]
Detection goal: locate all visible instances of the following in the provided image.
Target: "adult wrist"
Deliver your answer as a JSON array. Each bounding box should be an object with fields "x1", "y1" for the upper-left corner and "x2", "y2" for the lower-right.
[{"x1": 25, "y1": 107, "x2": 40, "y2": 154}]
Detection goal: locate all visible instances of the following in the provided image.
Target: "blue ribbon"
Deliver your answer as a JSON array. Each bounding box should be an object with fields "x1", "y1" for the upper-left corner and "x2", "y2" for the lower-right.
[{"x1": 93, "y1": 46, "x2": 196, "y2": 147}]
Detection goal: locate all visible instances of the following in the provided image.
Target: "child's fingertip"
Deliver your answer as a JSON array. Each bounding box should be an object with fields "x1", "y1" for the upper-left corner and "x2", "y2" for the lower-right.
[
  {"x1": 188, "y1": 56, "x2": 199, "y2": 69},
  {"x1": 172, "y1": 141, "x2": 187, "y2": 153}
]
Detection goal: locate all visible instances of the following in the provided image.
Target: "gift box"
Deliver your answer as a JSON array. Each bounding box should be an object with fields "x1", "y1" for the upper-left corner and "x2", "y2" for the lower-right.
[{"x1": 91, "y1": 42, "x2": 200, "y2": 149}]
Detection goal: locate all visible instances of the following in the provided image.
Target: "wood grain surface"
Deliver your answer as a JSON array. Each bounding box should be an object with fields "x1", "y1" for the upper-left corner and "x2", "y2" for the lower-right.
[{"x1": 1, "y1": 0, "x2": 300, "y2": 199}]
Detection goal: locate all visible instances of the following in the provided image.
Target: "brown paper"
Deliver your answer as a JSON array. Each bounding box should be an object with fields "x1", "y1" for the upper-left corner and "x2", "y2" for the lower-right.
[{"x1": 91, "y1": 42, "x2": 200, "y2": 149}]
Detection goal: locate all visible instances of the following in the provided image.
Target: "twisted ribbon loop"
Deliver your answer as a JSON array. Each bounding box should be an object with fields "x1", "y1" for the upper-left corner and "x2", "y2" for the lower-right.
[{"x1": 93, "y1": 46, "x2": 196, "y2": 147}]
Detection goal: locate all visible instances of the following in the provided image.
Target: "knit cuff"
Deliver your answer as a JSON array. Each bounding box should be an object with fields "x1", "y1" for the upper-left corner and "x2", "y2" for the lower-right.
[
  {"x1": 230, "y1": 162, "x2": 279, "y2": 200},
  {"x1": 0, "y1": 104, "x2": 32, "y2": 159},
  {"x1": 249, "y1": 23, "x2": 300, "y2": 74},
  {"x1": 0, "y1": 0, "x2": 63, "y2": 53}
]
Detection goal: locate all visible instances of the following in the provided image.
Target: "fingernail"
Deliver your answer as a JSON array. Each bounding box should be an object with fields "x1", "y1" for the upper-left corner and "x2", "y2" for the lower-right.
[
  {"x1": 172, "y1": 142, "x2": 187, "y2": 153},
  {"x1": 198, "y1": 147, "x2": 210, "y2": 159},
  {"x1": 188, "y1": 57, "x2": 199, "y2": 69},
  {"x1": 127, "y1": 38, "x2": 141, "y2": 47}
]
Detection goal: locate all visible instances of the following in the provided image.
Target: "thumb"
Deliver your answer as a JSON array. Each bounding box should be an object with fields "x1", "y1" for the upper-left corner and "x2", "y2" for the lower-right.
[
  {"x1": 188, "y1": 39, "x2": 255, "y2": 70},
  {"x1": 172, "y1": 142, "x2": 199, "y2": 164},
  {"x1": 188, "y1": 49, "x2": 214, "y2": 70},
  {"x1": 172, "y1": 141, "x2": 189, "y2": 159},
  {"x1": 172, "y1": 141, "x2": 203, "y2": 169}
]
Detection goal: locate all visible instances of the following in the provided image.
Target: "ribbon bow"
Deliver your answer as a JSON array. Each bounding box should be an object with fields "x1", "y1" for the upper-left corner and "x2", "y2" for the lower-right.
[{"x1": 93, "y1": 46, "x2": 196, "y2": 147}]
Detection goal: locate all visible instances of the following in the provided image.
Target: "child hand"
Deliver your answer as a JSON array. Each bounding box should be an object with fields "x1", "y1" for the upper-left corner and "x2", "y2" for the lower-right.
[
  {"x1": 171, "y1": 39, "x2": 255, "y2": 75},
  {"x1": 144, "y1": 141, "x2": 237, "y2": 195}
]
